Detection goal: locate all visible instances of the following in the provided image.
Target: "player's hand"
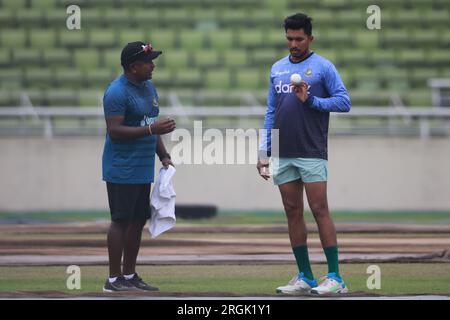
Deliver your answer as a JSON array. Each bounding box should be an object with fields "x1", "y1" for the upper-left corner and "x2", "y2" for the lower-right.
[
  {"x1": 257, "y1": 159, "x2": 270, "y2": 181},
  {"x1": 161, "y1": 157, "x2": 173, "y2": 168},
  {"x1": 292, "y1": 80, "x2": 310, "y2": 103},
  {"x1": 150, "y1": 117, "x2": 176, "y2": 135}
]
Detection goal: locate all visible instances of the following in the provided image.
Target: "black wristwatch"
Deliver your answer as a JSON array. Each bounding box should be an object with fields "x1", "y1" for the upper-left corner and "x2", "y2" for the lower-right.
[{"x1": 159, "y1": 153, "x2": 171, "y2": 162}]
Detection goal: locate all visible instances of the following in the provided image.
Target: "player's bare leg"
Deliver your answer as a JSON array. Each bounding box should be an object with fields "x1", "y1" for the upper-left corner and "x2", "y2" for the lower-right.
[
  {"x1": 304, "y1": 181, "x2": 337, "y2": 247},
  {"x1": 122, "y1": 219, "x2": 147, "y2": 275},
  {"x1": 278, "y1": 179, "x2": 307, "y2": 246}
]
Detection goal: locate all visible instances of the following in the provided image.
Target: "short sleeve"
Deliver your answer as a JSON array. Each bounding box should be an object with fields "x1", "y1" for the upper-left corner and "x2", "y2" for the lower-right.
[{"x1": 103, "y1": 86, "x2": 127, "y2": 117}]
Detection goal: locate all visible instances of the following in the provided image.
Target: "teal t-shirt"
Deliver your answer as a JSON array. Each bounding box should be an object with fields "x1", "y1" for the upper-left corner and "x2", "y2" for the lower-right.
[{"x1": 102, "y1": 75, "x2": 159, "y2": 184}]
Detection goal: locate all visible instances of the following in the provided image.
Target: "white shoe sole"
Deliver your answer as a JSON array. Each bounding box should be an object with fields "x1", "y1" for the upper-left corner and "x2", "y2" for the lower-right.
[{"x1": 311, "y1": 287, "x2": 349, "y2": 295}]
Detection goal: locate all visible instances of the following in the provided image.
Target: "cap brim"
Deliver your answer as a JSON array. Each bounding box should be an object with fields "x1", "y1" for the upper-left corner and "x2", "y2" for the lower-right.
[{"x1": 141, "y1": 51, "x2": 162, "y2": 61}]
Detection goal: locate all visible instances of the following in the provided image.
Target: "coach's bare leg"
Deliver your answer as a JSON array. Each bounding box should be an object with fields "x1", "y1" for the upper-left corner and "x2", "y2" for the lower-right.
[
  {"x1": 304, "y1": 182, "x2": 337, "y2": 247},
  {"x1": 278, "y1": 179, "x2": 307, "y2": 246},
  {"x1": 122, "y1": 219, "x2": 147, "y2": 275},
  {"x1": 107, "y1": 220, "x2": 129, "y2": 277}
]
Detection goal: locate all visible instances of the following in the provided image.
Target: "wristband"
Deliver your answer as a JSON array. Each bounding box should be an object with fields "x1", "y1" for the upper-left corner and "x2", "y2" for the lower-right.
[{"x1": 148, "y1": 123, "x2": 153, "y2": 135}]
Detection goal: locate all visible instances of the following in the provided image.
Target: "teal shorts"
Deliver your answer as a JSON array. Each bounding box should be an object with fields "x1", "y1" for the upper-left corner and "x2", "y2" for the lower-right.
[{"x1": 272, "y1": 157, "x2": 328, "y2": 185}]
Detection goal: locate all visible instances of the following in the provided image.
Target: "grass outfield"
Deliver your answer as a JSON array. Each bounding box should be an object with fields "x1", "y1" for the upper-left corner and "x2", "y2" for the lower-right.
[
  {"x1": 1, "y1": 210, "x2": 450, "y2": 224},
  {"x1": 0, "y1": 263, "x2": 449, "y2": 296}
]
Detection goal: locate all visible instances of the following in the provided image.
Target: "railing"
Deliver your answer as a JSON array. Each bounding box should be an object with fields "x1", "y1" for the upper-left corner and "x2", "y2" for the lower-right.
[{"x1": 1, "y1": 106, "x2": 450, "y2": 138}]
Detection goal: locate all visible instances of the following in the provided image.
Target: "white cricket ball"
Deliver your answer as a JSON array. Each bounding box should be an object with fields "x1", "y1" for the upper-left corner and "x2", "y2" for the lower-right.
[{"x1": 290, "y1": 73, "x2": 302, "y2": 86}]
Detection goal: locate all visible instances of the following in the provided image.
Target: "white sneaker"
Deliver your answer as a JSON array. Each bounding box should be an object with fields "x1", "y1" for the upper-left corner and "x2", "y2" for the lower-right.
[
  {"x1": 276, "y1": 272, "x2": 318, "y2": 294},
  {"x1": 310, "y1": 273, "x2": 348, "y2": 294}
]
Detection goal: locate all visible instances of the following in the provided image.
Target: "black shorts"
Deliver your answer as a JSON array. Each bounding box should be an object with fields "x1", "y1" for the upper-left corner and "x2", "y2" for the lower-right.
[{"x1": 106, "y1": 182, "x2": 152, "y2": 222}]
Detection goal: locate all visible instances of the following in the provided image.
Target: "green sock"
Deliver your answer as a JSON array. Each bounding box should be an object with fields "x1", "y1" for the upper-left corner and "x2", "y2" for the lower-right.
[
  {"x1": 292, "y1": 245, "x2": 315, "y2": 280},
  {"x1": 323, "y1": 246, "x2": 340, "y2": 278}
]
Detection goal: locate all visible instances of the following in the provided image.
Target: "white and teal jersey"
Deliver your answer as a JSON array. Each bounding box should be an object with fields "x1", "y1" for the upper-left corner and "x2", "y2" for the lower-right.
[{"x1": 261, "y1": 52, "x2": 351, "y2": 160}]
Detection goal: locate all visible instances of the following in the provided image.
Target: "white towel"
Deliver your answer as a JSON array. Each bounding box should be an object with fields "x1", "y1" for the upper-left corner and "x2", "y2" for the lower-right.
[{"x1": 149, "y1": 165, "x2": 176, "y2": 239}]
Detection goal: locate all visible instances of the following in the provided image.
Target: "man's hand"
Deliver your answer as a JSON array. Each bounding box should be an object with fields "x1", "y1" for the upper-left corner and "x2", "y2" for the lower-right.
[
  {"x1": 256, "y1": 159, "x2": 270, "y2": 181},
  {"x1": 292, "y1": 80, "x2": 310, "y2": 103},
  {"x1": 150, "y1": 117, "x2": 176, "y2": 135},
  {"x1": 161, "y1": 156, "x2": 173, "y2": 168}
]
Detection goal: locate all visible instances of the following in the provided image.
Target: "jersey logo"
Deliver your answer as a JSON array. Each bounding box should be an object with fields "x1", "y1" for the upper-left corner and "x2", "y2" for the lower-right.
[
  {"x1": 153, "y1": 97, "x2": 159, "y2": 107},
  {"x1": 305, "y1": 69, "x2": 313, "y2": 77}
]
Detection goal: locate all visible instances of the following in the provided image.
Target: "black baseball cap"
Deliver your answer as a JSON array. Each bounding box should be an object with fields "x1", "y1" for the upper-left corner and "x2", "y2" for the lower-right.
[{"x1": 120, "y1": 41, "x2": 162, "y2": 67}]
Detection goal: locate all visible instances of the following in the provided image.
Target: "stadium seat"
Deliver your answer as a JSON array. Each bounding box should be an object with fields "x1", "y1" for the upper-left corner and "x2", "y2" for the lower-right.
[
  {"x1": 30, "y1": 29, "x2": 57, "y2": 49},
  {"x1": 0, "y1": 69, "x2": 23, "y2": 89},
  {"x1": 235, "y1": 69, "x2": 264, "y2": 89},
  {"x1": 24, "y1": 69, "x2": 54, "y2": 89},
  {"x1": 205, "y1": 69, "x2": 232, "y2": 89},
  {"x1": 148, "y1": 30, "x2": 177, "y2": 50},
  {"x1": 85, "y1": 69, "x2": 114, "y2": 88},
  {"x1": 42, "y1": 49, "x2": 72, "y2": 67},
  {"x1": 223, "y1": 50, "x2": 248, "y2": 67},
  {"x1": 0, "y1": 49, "x2": 10, "y2": 67},
  {"x1": 173, "y1": 69, "x2": 203, "y2": 88},
  {"x1": 0, "y1": 29, "x2": 27, "y2": 48},
  {"x1": 47, "y1": 89, "x2": 79, "y2": 106},
  {"x1": 103, "y1": 9, "x2": 131, "y2": 27},
  {"x1": 1, "y1": 0, "x2": 26, "y2": 9},
  {"x1": 58, "y1": 29, "x2": 88, "y2": 48},
  {"x1": 193, "y1": 50, "x2": 220, "y2": 68},
  {"x1": 179, "y1": 30, "x2": 208, "y2": 50},
  {"x1": 88, "y1": 30, "x2": 117, "y2": 48},
  {"x1": 251, "y1": 49, "x2": 282, "y2": 66},
  {"x1": 119, "y1": 29, "x2": 146, "y2": 47},
  {"x1": 236, "y1": 30, "x2": 264, "y2": 49},
  {"x1": 102, "y1": 48, "x2": 122, "y2": 68},
  {"x1": 30, "y1": 0, "x2": 57, "y2": 9},
  {"x1": 73, "y1": 49, "x2": 101, "y2": 69},
  {"x1": 163, "y1": 51, "x2": 190, "y2": 70},
  {"x1": 0, "y1": 9, "x2": 15, "y2": 28},
  {"x1": 78, "y1": 90, "x2": 102, "y2": 107},
  {"x1": 208, "y1": 30, "x2": 234, "y2": 50},
  {"x1": 151, "y1": 68, "x2": 173, "y2": 87},
  {"x1": 16, "y1": 10, "x2": 45, "y2": 28},
  {"x1": 12, "y1": 49, "x2": 42, "y2": 67},
  {"x1": 54, "y1": 69, "x2": 85, "y2": 89}
]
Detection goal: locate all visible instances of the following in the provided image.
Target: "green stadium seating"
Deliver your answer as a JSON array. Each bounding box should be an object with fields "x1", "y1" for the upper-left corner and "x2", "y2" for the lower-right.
[
  {"x1": 223, "y1": 50, "x2": 248, "y2": 67},
  {"x1": 47, "y1": 90, "x2": 79, "y2": 106},
  {"x1": 73, "y1": 49, "x2": 101, "y2": 69},
  {"x1": 205, "y1": 69, "x2": 232, "y2": 89},
  {"x1": 30, "y1": 30, "x2": 57, "y2": 49},
  {"x1": 173, "y1": 69, "x2": 203, "y2": 88},
  {"x1": 119, "y1": 29, "x2": 146, "y2": 47},
  {"x1": 54, "y1": 69, "x2": 85, "y2": 89},
  {"x1": 16, "y1": 10, "x2": 45, "y2": 28},
  {"x1": 88, "y1": 30, "x2": 117, "y2": 48},
  {"x1": 179, "y1": 30, "x2": 208, "y2": 50},
  {"x1": 0, "y1": 0, "x2": 446, "y2": 107},
  {"x1": 0, "y1": 29, "x2": 27, "y2": 48},
  {"x1": 78, "y1": 90, "x2": 102, "y2": 107},
  {"x1": 162, "y1": 51, "x2": 189, "y2": 70},
  {"x1": 0, "y1": 69, "x2": 22, "y2": 89},
  {"x1": 148, "y1": 30, "x2": 177, "y2": 50},
  {"x1": 193, "y1": 50, "x2": 220, "y2": 68},
  {"x1": 30, "y1": 0, "x2": 57, "y2": 9},
  {"x1": 102, "y1": 48, "x2": 122, "y2": 68},
  {"x1": 235, "y1": 69, "x2": 264, "y2": 90},
  {"x1": 237, "y1": 30, "x2": 264, "y2": 49},
  {"x1": 1, "y1": 0, "x2": 26, "y2": 9},
  {"x1": 58, "y1": 30, "x2": 88, "y2": 48},
  {"x1": 42, "y1": 49, "x2": 71, "y2": 67},
  {"x1": 208, "y1": 30, "x2": 234, "y2": 50},
  {"x1": 12, "y1": 49, "x2": 42, "y2": 67},
  {"x1": 85, "y1": 69, "x2": 114, "y2": 88},
  {"x1": 24, "y1": 69, "x2": 54, "y2": 89},
  {"x1": 0, "y1": 49, "x2": 10, "y2": 66}
]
